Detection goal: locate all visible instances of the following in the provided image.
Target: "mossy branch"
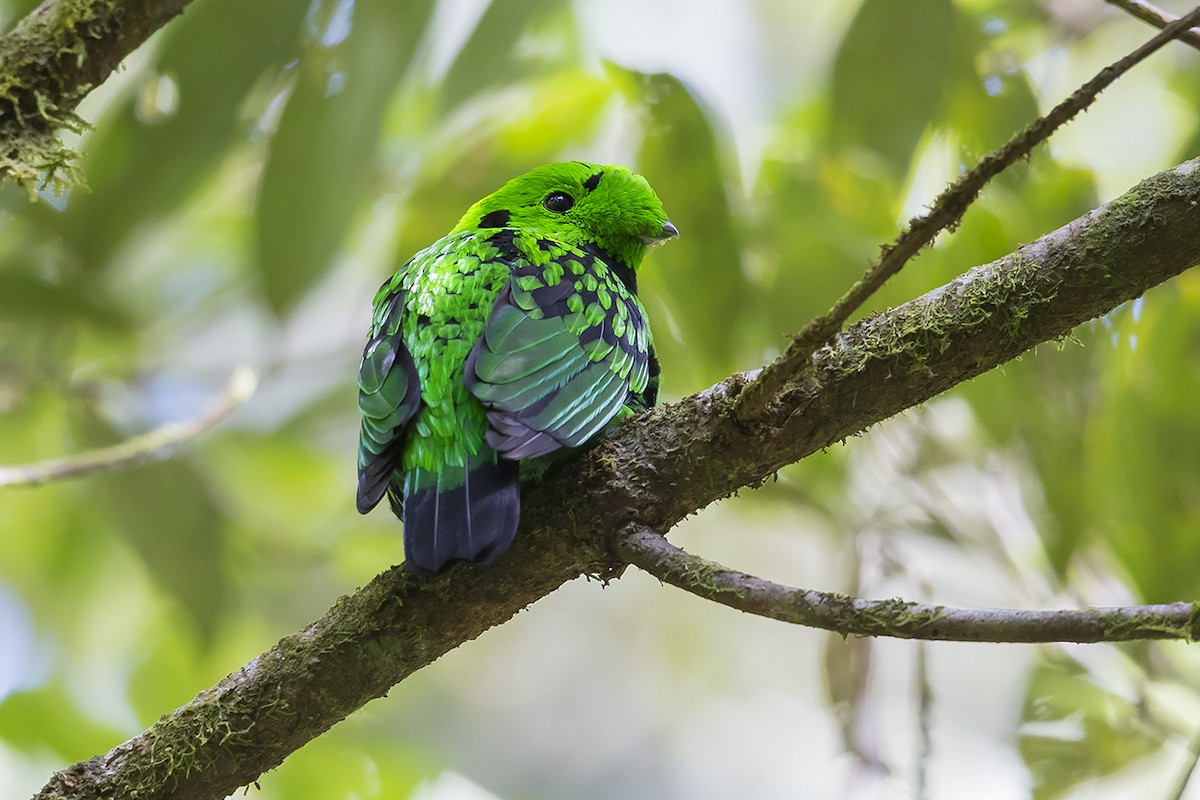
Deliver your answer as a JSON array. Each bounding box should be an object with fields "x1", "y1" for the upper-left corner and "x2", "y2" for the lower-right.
[
  {"x1": 616, "y1": 525, "x2": 1200, "y2": 643},
  {"x1": 733, "y1": 5, "x2": 1200, "y2": 420},
  {"x1": 0, "y1": 0, "x2": 193, "y2": 189},
  {"x1": 34, "y1": 157, "x2": 1200, "y2": 800},
  {"x1": 14, "y1": 4, "x2": 1200, "y2": 797}
]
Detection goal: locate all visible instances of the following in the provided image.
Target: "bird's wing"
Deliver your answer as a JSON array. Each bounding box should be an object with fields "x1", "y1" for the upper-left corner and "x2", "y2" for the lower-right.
[
  {"x1": 356, "y1": 289, "x2": 422, "y2": 512},
  {"x1": 464, "y1": 248, "x2": 650, "y2": 460}
]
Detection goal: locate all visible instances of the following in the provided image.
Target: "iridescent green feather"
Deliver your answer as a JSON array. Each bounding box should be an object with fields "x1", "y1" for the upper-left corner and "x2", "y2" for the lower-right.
[
  {"x1": 356, "y1": 161, "x2": 674, "y2": 574},
  {"x1": 464, "y1": 237, "x2": 653, "y2": 459}
]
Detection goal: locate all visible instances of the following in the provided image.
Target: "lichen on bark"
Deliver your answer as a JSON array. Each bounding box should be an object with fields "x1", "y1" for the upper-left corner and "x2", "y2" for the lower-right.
[{"x1": 0, "y1": 0, "x2": 192, "y2": 191}]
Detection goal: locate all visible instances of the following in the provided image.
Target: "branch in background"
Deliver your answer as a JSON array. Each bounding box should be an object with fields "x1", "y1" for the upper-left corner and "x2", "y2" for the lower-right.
[
  {"x1": 33, "y1": 156, "x2": 1200, "y2": 800},
  {"x1": 615, "y1": 526, "x2": 1200, "y2": 643},
  {"x1": 1106, "y1": 0, "x2": 1200, "y2": 50},
  {"x1": 0, "y1": 367, "x2": 256, "y2": 489},
  {"x1": 915, "y1": 640, "x2": 932, "y2": 800},
  {"x1": 1166, "y1": 733, "x2": 1200, "y2": 800},
  {"x1": 0, "y1": 0, "x2": 195, "y2": 188},
  {"x1": 734, "y1": 5, "x2": 1200, "y2": 420}
]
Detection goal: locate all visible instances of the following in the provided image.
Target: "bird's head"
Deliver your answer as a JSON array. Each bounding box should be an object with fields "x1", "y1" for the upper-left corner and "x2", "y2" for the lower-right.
[{"x1": 455, "y1": 161, "x2": 677, "y2": 270}]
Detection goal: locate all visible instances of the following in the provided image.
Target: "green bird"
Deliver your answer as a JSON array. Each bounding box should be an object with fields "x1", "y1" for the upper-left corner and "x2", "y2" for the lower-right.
[{"x1": 356, "y1": 162, "x2": 676, "y2": 574}]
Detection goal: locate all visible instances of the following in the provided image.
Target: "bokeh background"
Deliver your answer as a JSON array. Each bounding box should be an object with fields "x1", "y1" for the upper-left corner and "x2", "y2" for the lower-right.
[{"x1": 2, "y1": 0, "x2": 1200, "y2": 797}]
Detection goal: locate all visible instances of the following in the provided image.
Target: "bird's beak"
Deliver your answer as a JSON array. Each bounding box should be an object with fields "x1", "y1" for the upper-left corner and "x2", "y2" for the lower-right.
[{"x1": 641, "y1": 221, "x2": 679, "y2": 245}]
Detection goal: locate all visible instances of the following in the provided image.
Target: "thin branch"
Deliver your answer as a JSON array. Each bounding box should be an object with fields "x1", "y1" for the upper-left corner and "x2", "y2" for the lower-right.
[
  {"x1": 616, "y1": 526, "x2": 1200, "y2": 643},
  {"x1": 1106, "y1": 0, "x2": 1200, "y2": 50},
  {"x1": 31, "y1": 156, "x2": 1200, "y2": 800},
  {"x1": 0, "y1": 367, "x2": 256, "y2": 488},
  {"x1": 734, "y1": 5, "x2": 1200, "y2": 420},
  {"x1": 915, "y1": 640, "x2": 931, "y2": 800}
]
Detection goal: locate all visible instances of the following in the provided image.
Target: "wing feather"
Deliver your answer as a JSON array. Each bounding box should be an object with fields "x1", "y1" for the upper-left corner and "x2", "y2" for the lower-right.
[
  {"x1": 464, "y1": 249, "x2": 652, "y2": 460},
  {"x1": 356, "y1": 290, "x2": 422, "y2": 513}
]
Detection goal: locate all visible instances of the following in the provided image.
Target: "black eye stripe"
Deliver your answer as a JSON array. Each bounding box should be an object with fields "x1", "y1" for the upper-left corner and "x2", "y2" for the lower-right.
[
  {"x1": 582, "y1": 171, "x2": 603, "y2": 192},
  {"x1": 543, "y1": 192, "x2": 575, "y2": 213},
  {"x1": 478, "y1": 209, "x2": 511, "y2": 228}
]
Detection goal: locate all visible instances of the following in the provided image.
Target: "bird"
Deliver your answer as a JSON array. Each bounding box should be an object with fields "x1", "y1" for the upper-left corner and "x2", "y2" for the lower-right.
[{"x1": 355, "y1": 161, "x2": 677, "y2": 574}]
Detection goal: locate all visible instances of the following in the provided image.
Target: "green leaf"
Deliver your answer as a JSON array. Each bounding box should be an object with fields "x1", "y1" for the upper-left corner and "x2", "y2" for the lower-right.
[
  {"x1": 0, "y1": 684, "x2": 122, "y2": 755},
  {"x1": 830, "y1": 0, "x2": 959, "y2": 175},
  {"x1": 63, "y1": 0, "x2": 309, "y2": 266},
  {"x1": 614, "y1": 68, "x2": 748, "y2": 386},
  {"x1": 951, "y1": 333, "x2": 1098, "y2": 574},
  {"x1": 1084, "y1": 283, "x2": 1200, "y2": 601},
  {"x1": 1020, "y1": 657, "x2": 1161, "y2": 799},
  {"x1": 255, "y1": 0, "x2": 434, "y2": 315},
  {"x1": 941, "y1": 8, "x2": 1040, "y2": 159},
  {"x1": 70, "y1": 407, "x2": 227, "y2": 642},
  {"x1": 751, "y1": 151, "x2": 898, "y2": 344},
  {"x1": 438, "y1": 0, "x2": 574, "y2": 113},
  {"x1": 0, "y1": 271, "x2": 129, "y2": 331},
  {"x1": 260, "y1": 720, "x2": 426, "y2": 799}
]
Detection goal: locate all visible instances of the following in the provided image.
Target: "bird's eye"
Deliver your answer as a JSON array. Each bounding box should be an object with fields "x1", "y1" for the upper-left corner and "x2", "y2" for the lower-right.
[{"x1": 543, "y1": 192, "x2": 575, "y2": 213}]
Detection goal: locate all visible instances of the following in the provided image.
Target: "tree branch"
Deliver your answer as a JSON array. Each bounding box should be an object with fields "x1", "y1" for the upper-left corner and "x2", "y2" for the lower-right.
[
  {"x1": 615, "y1": 525, "x2": 1200, "y2": 643},
  {"x1": 0, "y1": 0, "x2": 194, "y2": 187},
  {"x1": 1106, "y1": 0, "x2": 1200, "y2": 50},
  {"x1": 34, "y1": 156, "x2": 1200, "y2": 800},
  {"x1": 0, "y1": 367, "x2": 256, "y2": 488},
  {"x1": 733, "y1": 5, "x2": 1200, "y2": 420}
]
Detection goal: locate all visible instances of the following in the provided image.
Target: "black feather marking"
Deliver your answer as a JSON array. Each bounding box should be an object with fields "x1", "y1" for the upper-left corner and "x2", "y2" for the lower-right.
[
  {"x1": 628, "y1": 345, "x2": 660, "y2": 411},
  {"x1": 583, "y1": 171, "x2": 604, "y2": 192},
  {"x1": 358, "y1": 455, "x2": 403, "y2": 514},
  {"x1": 529, "y1": 280, "x2": 575, "y2": 307},
  {"x1": 360, "y1": 441, "x2": 403, "y2": 478},
  {"x1": 487, "y1": 229, "x2": 520, "y2": 258},
  {"x1": 466, "y1": 236, "x2": 653, "y2": 467},
  {"x1": 387, "y1": 479, "x2": 404, "y2": 518},
  {"x1": 357, "y1": 440, "x2": 408, "y2": 512},
  {"x1": 581, "y1": 243, "x2": 636, "y2": 294},
  {"x1": 402, "y1": 458, "x2": 520, "y2": 575},
  {"x1": 479, "y1": 209, "x2": 511, "y2": 228},
  {"x1": 505, "y1": 433, "x2": 559, "y2": 460},
  {"x1": 487, "y1": 417, "x2": 559, "y2": 460}
]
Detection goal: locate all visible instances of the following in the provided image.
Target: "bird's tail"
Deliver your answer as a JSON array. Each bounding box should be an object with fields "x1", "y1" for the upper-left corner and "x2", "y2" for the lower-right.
[{"x1": 392, "y1": 449, "x2": 520, "y2": 575}]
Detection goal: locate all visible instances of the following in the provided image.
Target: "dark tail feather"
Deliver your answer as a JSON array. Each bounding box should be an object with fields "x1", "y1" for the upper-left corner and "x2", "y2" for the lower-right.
[{"x1": 402, "y1": 453, "x2": 520, "y2": 575}]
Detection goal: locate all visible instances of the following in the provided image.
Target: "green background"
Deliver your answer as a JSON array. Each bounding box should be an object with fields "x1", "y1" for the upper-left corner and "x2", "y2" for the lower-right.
[{"x1": 2, "y1": 0, "x2": 1200, "y2": 797}]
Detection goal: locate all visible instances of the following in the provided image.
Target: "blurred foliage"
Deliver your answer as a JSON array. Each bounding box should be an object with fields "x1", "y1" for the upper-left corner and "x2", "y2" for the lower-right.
[
  {"x1": 1020, "y1": 655, "x2": 1163, "y2": 799},
  {"x1": 2, "y1": 0, "x2": 1200, "y2": 798}
]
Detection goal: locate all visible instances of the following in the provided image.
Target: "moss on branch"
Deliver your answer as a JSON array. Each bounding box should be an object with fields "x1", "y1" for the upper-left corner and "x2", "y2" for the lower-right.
[
  {"x1": 0, "y1": 0, "x2": 192, "y2": 189},
  {"x1": 34, "y1": 156, "x2": 1200, "y2": 800}
]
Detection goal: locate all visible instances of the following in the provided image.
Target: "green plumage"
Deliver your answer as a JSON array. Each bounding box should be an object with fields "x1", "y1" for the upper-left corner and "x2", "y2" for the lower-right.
[{"x1": 357, "y1": 162, "x2": 675, "y2": 574}]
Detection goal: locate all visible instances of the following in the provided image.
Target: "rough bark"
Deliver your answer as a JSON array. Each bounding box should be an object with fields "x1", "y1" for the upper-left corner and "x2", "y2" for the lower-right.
[
  {"x1": 617, "y1": 525, "x2": 1200, "y2": 642},
  {"x1": 7, "y1": 2, "x2": 1200, "y2": 797},
  {"x1": 33, "y1": 158, "x2": 1200, "y2": 800},
  {"x1": 0, "y1": 0, "x2": 192, "y2": 186}
]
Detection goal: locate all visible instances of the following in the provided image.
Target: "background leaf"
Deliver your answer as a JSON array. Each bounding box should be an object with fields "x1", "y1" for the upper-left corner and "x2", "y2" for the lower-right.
[
  {"x1": 830, "y1": 0, "x2": 959, "y2": 175},
  {"x1": 255, "y1": 0, "x2": 435, "y2": 315},
  {"x1": 618, "y1": 68, "x2": 749, "y2": 384},
  {"x1": 62, "y1": 0, "x2": 309, "y2": 269},
  {"x1": 4, "y1": 1, "x2": 1200, "y2": 798}
]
